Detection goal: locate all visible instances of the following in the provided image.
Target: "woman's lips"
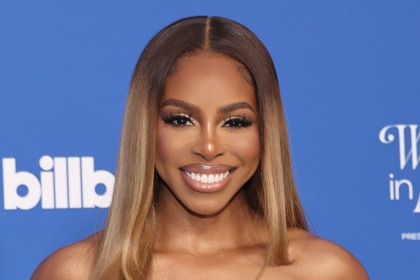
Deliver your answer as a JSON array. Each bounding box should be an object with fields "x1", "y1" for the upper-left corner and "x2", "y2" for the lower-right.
[{"x1": 180, "y1": 164, "x2": 235, "y2": 193}]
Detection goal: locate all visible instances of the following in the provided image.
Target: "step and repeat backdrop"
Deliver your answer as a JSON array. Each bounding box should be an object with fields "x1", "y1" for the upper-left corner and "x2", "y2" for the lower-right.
[{"x1": 1, "y1": 1, "x2": 418, "y2": 279}]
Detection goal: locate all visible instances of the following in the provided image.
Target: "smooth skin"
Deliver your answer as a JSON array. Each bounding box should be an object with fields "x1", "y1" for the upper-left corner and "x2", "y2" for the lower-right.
[{"x1": 32, "y1": 52, "x2": 369, "y2": 279}]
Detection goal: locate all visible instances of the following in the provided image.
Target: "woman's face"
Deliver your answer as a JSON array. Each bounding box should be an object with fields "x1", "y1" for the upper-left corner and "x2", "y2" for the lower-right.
[{"x1": 155, "y1": 52, "x2": 260, "y2": 216}]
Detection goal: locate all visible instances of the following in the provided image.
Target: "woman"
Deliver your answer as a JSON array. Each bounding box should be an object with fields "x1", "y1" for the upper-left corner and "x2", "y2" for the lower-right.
[{"x1": 32, "y1": 16, "x2": 368, "y2": 279}]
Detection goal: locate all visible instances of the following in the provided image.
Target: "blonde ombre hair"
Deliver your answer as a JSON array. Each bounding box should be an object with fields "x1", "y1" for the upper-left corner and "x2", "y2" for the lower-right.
[{"x1": 91, "y1": 16, "x2": 307, "y2": 280}]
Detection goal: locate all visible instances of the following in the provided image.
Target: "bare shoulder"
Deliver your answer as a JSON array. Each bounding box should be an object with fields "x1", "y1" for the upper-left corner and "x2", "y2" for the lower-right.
[
  {"x1": 31, "y1": 233, "x2": 99, "y2": 280},
  {"x1": 286, "y1": 228, "x2": 369, "y2": 280}
]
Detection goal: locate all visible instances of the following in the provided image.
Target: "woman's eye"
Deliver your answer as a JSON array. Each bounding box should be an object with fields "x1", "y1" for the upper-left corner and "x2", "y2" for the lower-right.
[
  {"x1": 163, "y1": 115, "x2": 193, "y2": 127},
  {"x1": 223, "y1": 117, "x2": 252, "y2": 128}
]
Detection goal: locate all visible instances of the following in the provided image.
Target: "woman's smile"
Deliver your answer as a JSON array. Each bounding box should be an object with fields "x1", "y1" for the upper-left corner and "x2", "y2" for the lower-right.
[{"x1": 181, "y1": 164, "x2": 235, "y2": 193}]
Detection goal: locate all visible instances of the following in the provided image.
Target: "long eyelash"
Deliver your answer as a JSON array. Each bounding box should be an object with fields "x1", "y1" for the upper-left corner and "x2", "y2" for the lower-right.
[
  {"x1": 161, "y1": 113, "x2": 193, "y2": 126},
  {"x1": 223, "y1": 116, "x2": 253, "y2": 128}
]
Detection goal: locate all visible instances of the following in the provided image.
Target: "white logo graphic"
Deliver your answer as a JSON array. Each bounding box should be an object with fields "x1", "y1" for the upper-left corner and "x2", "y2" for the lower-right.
[
  {"x1": 388, "y1": 173, "x2": 420, "y2": 213},
  {"x1": 2, "y1": 156, "x2": 115, "y2": 210},
  {"x1": 379, "y1": 124, "x2": 420, "y2": 170},
  {"x1": 401, "y1": 232, "x2": 420, "y2": 241},
  {"x1": 379, "y1": 124, "x2": 420, "y2": 215}
]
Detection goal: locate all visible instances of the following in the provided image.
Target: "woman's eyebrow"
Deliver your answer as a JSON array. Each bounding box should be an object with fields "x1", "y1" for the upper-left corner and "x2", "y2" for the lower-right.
[
  {"x1": 218, "y1": 102, "x2": 255, "y2": 113},
  {"x1": 161, "y1": 99, "x2": 255, "y2": 113},
  {"x1": 160, "y1": 98, "x2": 198, "y2": 112}
]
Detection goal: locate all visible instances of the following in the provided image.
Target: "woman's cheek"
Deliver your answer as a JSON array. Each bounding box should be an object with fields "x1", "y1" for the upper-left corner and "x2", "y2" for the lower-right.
[
  {"x1": 156, "y1": 127, "x2": 194, "y2": 161},
  {"x1": 227, "y1": 130, "x2": 260, "y2": 162}
]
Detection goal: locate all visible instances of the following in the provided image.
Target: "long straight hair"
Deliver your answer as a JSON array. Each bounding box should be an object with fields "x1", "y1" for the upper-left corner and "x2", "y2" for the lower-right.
[{"x1": 91, "y1": 16, "x2": 307, "y2": 280}]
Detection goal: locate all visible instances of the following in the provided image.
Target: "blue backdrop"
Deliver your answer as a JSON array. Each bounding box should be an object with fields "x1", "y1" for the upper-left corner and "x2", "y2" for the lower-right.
[{"x1": 1, "y1": 1, "x2": 419, "y2": 279}]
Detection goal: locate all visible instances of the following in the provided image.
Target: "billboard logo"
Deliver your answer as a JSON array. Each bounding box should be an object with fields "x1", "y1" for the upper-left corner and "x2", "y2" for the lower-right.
[{"x1": 2, "y1": 156, "x2": 115, "y2": 210}]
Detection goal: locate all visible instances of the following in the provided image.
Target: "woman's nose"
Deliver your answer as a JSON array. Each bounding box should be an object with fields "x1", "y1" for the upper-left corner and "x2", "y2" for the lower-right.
[{"x1": 191, "y1": 124, "x2": 225, "y2": 161}]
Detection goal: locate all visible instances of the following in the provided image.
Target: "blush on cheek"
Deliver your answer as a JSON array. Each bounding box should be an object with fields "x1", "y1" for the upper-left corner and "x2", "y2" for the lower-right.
[
  {"x1": 232, "y1": 135, "x2": 260, "y2": 162},
  {"x1": 156, "y1": 128, "x2": 192, "y2": 164}
]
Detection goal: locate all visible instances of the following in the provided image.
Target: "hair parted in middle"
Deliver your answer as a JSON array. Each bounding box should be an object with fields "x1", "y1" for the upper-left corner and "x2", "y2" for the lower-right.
[{"x1": 92, "y1": 16, "x2": 307, "y2": 280}]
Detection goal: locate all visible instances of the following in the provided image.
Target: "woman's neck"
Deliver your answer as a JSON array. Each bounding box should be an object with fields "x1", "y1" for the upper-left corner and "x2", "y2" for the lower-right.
[{"x1": 153, "y1": 187, "x2": 268, "y2": 255}]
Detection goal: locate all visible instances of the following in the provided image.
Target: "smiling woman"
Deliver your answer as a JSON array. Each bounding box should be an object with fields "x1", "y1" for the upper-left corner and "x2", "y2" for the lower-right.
[
  {"x1": 155, "y1": 53, "x2": 260, "y2": 217},
  {"x1": 31, "y1": 16, "x2": 369, "y2": 280}
]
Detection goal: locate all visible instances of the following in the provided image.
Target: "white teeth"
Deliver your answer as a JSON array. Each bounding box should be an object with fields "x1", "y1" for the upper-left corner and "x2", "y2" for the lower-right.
[
  {"x1": 208, "y1": 174, "x2": 214, "y2": 183},
  {"x1": 185, "y1": 171, "x2": 229, "y2": 184},
  {"x1": 201, "y1": 174, "x2": 208, "y2": 183}
]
